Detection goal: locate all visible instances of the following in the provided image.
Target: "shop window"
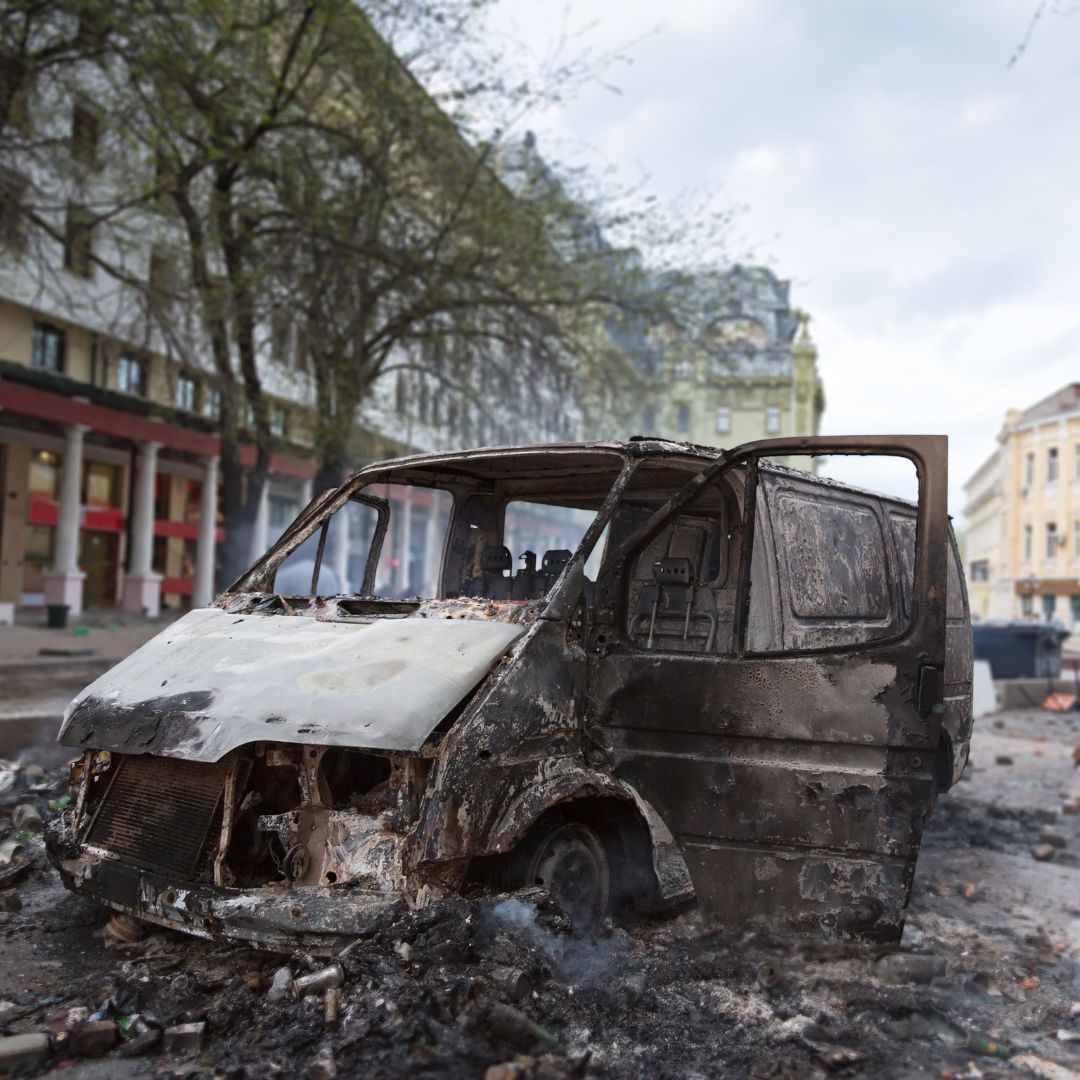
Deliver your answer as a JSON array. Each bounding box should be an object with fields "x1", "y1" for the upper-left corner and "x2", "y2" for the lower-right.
[
  {"x1": 183, "y1": 479, "x2": 201, "y2": 524},
  {"x1": 269, "y1": 494, "x2": 297, "y2": 540},
  {"x1": 154, "y1": 474, "x2": 170, "y2": 521},
  {"x1": 117, "y1": 353, "x2": 147, "y2": 396},
  {"x1": 24, "y1": 523, "x2": 54, "y2": 575},
  {"x1": 1043, "y1": 594, "x2": 1057, "y2": 621},
  {"x1": 31, "y1": 322, "x2": 65, "y2": 372},
  {"x1": 28, "y1": 449, "x2": 60, "y2": 497},
  {"x1": 152, "y1": 535, "x2": 168, "y2": 574},
  {"x1": 83, "y1": 461, "x2": 119, "y2": 508}
]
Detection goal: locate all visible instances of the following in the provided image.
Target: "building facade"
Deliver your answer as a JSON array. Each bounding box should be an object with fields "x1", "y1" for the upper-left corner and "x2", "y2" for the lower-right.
[
  {"x1": 0, "y1": 52, "x2": 581, "y2": 620},
  {"x1": 962, "y1": 384, "x2": 1080, "y2": 626},
  {"x1": 582, "y1": 265, "x2": 826, "y2": 449}
]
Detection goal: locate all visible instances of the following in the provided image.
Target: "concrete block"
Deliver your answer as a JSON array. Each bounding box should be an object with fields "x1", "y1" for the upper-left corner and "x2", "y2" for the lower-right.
[
  {"x1": 972, "y1": 659, "x2": 998, "y2": 718},
  {"x1": 0, "y1": 1032, "x2": 50, "y2": 1069}
]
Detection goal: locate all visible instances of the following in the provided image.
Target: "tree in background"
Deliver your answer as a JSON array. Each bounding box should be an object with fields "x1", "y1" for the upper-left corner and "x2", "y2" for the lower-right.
[{"x1": 0, "y1": 0, "x2": 738, "y2": 583}]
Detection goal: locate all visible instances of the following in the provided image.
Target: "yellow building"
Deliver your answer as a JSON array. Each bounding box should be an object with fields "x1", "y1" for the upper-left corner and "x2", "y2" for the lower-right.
[
  {"x1": 581, "y1": 265, "x2": 826, "y2": 449},
  {"x1": 962, "y1": 384, "x2": 1080, "y2": 626}
]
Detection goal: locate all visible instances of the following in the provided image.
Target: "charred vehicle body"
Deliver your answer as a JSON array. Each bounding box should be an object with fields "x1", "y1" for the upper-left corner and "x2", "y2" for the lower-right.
[{"x1": 46, "y1": 436, "x2": 971, "y2": 950}]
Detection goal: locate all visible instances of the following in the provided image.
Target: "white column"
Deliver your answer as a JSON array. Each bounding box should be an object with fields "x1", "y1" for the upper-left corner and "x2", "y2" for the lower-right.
[
  {"x1": 423, "y1": 507, "x2": 440, "y2": 595},
  {"x1": 399, "y1": 489, "x2": 413, "y2": 594},
  {"x1": 249, "y1": 477, "x2": 270, "y2": 562},
  {"x1": 192, "y1": 455, "x2": 219, "y2": 608},
  {"x1": 44, "y1": 423, "x2": 88, "y2": 616},
  {"x1": 330, "y1": 505, "x2": 350, "y2": 593},
  {"x1": 122, "y1": 441, "x2": 162, "y2": 617}
]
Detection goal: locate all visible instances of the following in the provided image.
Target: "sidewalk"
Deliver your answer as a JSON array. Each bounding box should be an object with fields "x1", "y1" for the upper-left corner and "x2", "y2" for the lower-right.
[{"x1": 0, "y1": 609, "x2": 181, "y2": 669}]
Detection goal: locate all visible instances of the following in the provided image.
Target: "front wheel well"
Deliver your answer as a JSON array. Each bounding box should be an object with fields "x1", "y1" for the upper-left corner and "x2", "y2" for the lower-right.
[{"x1": 467, "y1": 794, "x2": 661, "y2": 913}]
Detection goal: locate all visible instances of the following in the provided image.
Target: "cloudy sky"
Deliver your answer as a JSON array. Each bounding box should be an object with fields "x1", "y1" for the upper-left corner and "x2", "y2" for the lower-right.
[{"x1": 484, "y1": 0, "x2": 1080, "y2": 517}]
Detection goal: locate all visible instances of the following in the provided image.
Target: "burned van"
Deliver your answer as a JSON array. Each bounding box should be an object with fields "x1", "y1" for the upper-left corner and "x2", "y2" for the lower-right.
[{"x1": 46, "y1": 436, "x2": 971, "y2": 950}]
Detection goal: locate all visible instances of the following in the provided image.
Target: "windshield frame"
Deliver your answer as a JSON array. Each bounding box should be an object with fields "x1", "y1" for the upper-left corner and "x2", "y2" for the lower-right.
[{"x1": 227, "y1": 447, "x2": 637, "y2": 600}]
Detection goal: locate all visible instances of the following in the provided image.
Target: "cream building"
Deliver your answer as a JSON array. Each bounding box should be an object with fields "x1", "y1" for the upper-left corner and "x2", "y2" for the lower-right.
[{"x1": 962, "y1": 384, "x2": 1080, "y2": 625}]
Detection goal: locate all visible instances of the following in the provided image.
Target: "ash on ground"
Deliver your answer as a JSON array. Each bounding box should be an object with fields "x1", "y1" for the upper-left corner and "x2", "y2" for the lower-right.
[{"x1": 3, "y1": 707, "x2": 1080, "y2": 1079}]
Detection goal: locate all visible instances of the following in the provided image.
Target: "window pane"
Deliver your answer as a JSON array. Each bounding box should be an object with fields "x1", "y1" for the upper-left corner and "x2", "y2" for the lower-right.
[
  {"x1": 748, "y1": 454, "x2": 919, "y2": 652},
  {"x1": 496, "y1": 501, "x2": 597, "y2": 600},
  {"x1": 274, "y1": 498, "x2": 381, "y2": 596},
  {"x1": 373, "y1": 485, "x2": 453, "y2": 598},
  {"x1": 84, "y1": 462, "x2": 119, "y2": 507}
]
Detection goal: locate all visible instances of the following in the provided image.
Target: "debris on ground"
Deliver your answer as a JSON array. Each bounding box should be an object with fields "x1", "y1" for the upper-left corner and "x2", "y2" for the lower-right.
[{"x1": 1, "y1": 708, "x2": 1080, "y2": 1077}]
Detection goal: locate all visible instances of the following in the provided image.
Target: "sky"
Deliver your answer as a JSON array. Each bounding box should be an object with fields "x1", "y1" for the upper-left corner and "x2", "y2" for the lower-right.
[{"x1": 482, "y1": 0, "x2": 1080, "y2": 518}]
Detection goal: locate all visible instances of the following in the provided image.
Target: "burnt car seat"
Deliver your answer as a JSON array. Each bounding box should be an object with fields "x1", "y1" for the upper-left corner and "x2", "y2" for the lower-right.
[
  {"x1": 630, "y1": 554, "x2": 718, "y2": 652},
  {"x1": 511, "y1": 550, "x2": 541, "y2": 600},
  {"x1": 541, "y1": 549, "x2": 572, "y2": 581},
  {"x1": 464, "y1": 544, "x2": 513, "y2": 599}
]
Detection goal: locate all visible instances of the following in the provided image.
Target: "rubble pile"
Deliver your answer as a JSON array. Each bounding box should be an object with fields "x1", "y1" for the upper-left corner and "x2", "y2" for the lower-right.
[{"x1": 2, "y1": 716, "x2": 1080, "y2": 1078}]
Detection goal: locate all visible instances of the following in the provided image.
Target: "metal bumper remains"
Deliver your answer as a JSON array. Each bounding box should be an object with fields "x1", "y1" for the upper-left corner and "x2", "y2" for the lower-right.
[{"x1": 46, "y1": 812, "x2": 402, "y2": 954}]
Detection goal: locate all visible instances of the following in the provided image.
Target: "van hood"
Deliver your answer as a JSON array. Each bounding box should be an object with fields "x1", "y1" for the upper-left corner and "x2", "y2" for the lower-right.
[{"x1": 58, "y1": 607, "x2": 524, "y2": 761}]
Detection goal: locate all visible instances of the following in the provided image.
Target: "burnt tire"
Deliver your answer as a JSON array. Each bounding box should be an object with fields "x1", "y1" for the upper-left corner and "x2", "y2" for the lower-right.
[{"x1": 497, "y1": 802, "x2": 659, "y2": 928}]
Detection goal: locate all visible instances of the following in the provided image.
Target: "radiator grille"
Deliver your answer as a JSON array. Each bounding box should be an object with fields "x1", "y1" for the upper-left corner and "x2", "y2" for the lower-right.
[{"x1": 87, "y1": 755, "x2": 229, "y2": 879}]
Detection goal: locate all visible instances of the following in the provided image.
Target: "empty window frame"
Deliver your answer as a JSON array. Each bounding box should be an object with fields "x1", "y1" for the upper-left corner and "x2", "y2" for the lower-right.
[
  {"x1": 117, "y1": 354, "x2": 147, "y2": 396},
  {"x1": 1046, "y1": 522, "x2": 1058, "y2": 561},
  {"x1": 175, "y1": 373, "x2": 197, "y2": 412},
  {"x1": 63, "y1": 203, "x2": 93, "y2": 277},
  {"x1": 31, "y1": 321, "x2": 64, "y2": 372}
]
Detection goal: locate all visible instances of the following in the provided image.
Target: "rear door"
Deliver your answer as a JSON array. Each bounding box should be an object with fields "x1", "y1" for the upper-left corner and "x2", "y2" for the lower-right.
[{"x1": 585, "y1": 436, "x2": 949, "y2": 942}]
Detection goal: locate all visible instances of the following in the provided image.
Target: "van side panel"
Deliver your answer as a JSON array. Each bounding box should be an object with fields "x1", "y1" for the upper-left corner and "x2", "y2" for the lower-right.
[{"x1": 942, "y1": 528, "x2": 973, "y2": 787}]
